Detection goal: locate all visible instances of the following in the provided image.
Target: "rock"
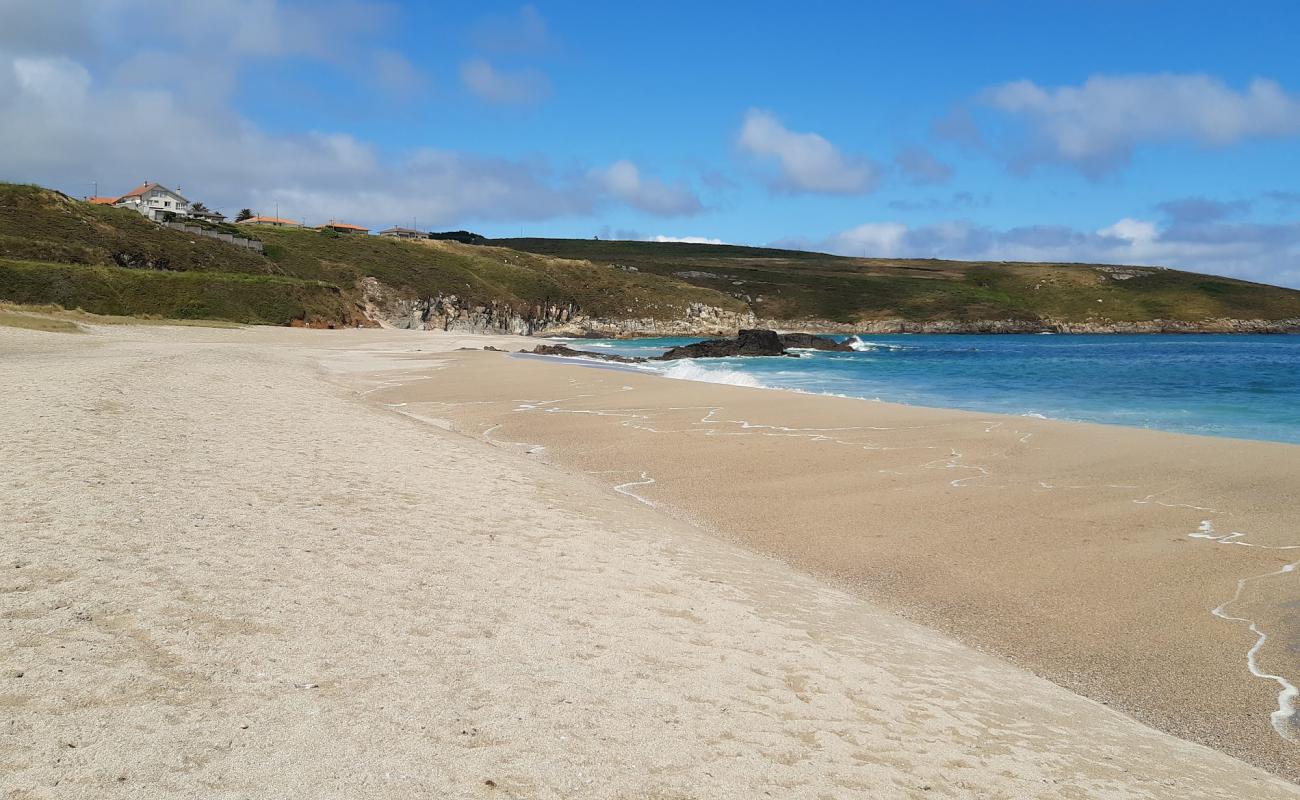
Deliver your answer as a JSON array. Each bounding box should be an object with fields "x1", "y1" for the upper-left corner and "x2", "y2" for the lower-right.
[
  {"x1": 774, "y1": 333, "x2": 854, "y2": 352},
  {"x1": 656, "y1": 329, "x2": 849, "y2": 360},
  {"x1": 524, "y1": 345, "x2": 646, "y2": 364}
]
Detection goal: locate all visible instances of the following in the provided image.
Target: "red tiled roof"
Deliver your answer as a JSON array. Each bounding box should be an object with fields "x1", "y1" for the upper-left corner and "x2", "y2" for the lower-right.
[
  {"x1": 319, "y1": 220, "x2": 368, "y2": 232},
  {"x1": 87, "y1": 196, "x2": 119, "y2": 205},
  {"x1": 240, "y1": 216, "x2": 299, "y2": 225},
  {"x1": 118, "y1": 182, "x2": 158, "y2": 200}
]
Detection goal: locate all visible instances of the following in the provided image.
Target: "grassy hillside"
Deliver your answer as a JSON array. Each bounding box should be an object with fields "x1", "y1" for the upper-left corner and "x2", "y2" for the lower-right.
[
  {"x1": 0, "y1": 183, "x2": 742, "y2": 325},
  {"x1": 0, "y1": 183, "x2": 274, "y2": 275},
  {"x1": 495, "y1": 238, "x2": 1300, "y2": 324},
  {"x1": 3, "y1": 182, "x2": 1298, "y2": 329},
  {"x1": 0, "y1": 259, "x2": 349, "y2": 325},
  {"x1": 252, "y1": 228, "x2": 746, "y2": 320}
]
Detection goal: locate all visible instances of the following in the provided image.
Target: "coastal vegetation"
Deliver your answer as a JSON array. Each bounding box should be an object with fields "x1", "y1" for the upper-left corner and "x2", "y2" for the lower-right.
[
  {"x1": 494, "y1": 238, "x2": 1300, "y2": 326},
  {"x1": 2, "y1": 182, "x2": 1299, "y2": 330}
]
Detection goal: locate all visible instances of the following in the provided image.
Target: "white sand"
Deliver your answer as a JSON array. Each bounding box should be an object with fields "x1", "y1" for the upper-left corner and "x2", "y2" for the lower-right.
[{"x1": 2, "y1": 323, "x2": 1296, "y2": 798}]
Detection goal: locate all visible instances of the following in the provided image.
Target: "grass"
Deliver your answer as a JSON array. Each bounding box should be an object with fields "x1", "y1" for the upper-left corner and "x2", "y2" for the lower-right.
[
  {"x1": 493, "y1": 238, "x2": 1300, "y2": 324},
  {"x1": 0, "y1": 259, "x2": 352, "y2": 326},
  {"x1": 0, "y1": 301, "x2": 244, "y2": 330},
  {"x1": 0, "y1": 306, "x2": 83, "y2": 333},
  {"x1": 0, "y1": 184, "x2": 273, "y2": 275}
]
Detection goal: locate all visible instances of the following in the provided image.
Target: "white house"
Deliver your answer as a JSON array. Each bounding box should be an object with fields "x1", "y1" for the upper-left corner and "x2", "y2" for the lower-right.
[{"x1": 113, "y1": 182, "x2": 192, "y2": 222}]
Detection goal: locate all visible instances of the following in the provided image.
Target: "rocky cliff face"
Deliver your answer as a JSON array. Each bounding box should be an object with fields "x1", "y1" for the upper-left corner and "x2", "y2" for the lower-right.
[
  {"x1": 360, "y1": 279, "x2": 1300, "y2": 337},
  {"x1": 359, "y1": 277, "x2": 756, "y2": 337}
]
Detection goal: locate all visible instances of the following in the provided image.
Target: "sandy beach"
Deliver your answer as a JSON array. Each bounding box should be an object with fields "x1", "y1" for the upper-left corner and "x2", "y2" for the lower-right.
[{"x1": 3, "y1": 322, "x2": 1299, "y2": 798}]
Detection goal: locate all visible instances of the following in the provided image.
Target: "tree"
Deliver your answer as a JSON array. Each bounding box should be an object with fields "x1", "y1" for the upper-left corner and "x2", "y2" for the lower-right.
[
  {"x1": 191, "y1": 202, "x2": 210, "y2": 213},
  {"x1": 235, "y1": 208, "x2": 253, "y2": 222}
]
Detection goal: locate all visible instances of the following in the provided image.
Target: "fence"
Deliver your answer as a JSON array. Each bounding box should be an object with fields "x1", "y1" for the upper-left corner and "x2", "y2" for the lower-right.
[{"x1": 162, "y1": 221, "x2": 264, "y2": 253}]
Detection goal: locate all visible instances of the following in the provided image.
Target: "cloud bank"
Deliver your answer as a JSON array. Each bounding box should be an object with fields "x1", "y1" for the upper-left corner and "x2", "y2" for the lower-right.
[
  {"x1": 0, "y1": 1, "x2": 700, "y2": 228},
  {"x1": 779, "y1": 215, "x2": 1300, "y2": 288},
  {"x1": 976, "y1": 73, "x2": 1300, "y2": 175}
]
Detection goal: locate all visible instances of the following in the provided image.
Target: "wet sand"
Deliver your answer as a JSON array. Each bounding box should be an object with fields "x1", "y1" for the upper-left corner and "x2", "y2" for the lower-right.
[
  {"x1": 3, "y1": 323, "x2": 1299, "y2": 797},
  {"x1": 378, "y1": 347, "x2": 1300, "y2": 781}
]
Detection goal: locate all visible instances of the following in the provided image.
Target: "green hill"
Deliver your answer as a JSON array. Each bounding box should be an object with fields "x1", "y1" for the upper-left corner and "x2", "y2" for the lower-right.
[
  {"x1": 2, "y1": 182, "x2": 1298, "y2": 332},
  {"x1": 0, "y1": 183, "x2": 741, "y2": 328},
  {"x1": 493, "y1": 238, "x2": 1300, "y2": 327}
]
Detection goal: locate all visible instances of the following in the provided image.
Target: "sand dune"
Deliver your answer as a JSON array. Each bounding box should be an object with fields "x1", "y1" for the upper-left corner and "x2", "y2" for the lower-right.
[{"x1": 2, "y1": 324, "x2": 1296, "y2": 798}]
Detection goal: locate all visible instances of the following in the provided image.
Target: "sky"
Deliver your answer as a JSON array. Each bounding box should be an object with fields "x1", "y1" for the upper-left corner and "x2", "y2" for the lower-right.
[{"x1": 2, "y1": 1, "x2": 1299, "y2": 287}]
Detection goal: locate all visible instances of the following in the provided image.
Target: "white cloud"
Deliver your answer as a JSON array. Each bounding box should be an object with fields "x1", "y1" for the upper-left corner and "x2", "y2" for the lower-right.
[
  {"x1": 1097, "y1": 218, "x2": 1158, "y2": 244},
  {"x1": 653, "y1": 235, "x2": 725, "y2": 245},
  {"x1": 824, "y1": 222, "x2": 909, "y2": 258},
  {"x1": 592, "y1": 160, "x2": 702, "y2": 216},
  {"x1": 779, "y1": 217, "x2": 1300, "y2": 289},
  {"x1": 980, "y1": 73, "x2": 1300, "y2": 174},
  {"x1": 0, "y1": 10, "x2": 699, "y2": 228},
  {"x1": 459, "y1": 58, "x2": 550, "y2": 106},
  {"x1": 737, "y1": 108, "x2": 878, "y2": 194}
]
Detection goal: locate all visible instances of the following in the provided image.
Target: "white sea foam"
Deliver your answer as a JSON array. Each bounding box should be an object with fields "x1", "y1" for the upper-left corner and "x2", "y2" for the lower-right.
[
  {"x1": 847, "y1": 336, "x2": 911, "y2": 352},
  {"x1": 656, "y1": 360, "x2": 766, "y2": 388}
]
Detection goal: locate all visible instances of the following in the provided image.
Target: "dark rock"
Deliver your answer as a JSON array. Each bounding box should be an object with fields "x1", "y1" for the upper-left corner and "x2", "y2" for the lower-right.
[
  {"x1": 524, "y1": 344, "x2": 647, "y2": 364},
  {"x1": 775, "y1": 333, "x2": 854, "y2": 352},
  {"x1": 656, "y1": 329, "x2": 848, "y2": 360}
]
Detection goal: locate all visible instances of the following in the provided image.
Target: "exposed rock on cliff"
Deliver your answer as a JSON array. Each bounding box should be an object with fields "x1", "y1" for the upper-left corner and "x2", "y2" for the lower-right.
[{"x1": 359, "y1": 278, "x2": 755, "y2": 337}]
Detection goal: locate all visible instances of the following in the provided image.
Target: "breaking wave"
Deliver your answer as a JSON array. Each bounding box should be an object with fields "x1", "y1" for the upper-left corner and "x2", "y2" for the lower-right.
[
  {"x1": 655, "y1": 360, "x2": 767, "y2": 388},
  {"x1": 847, "y1": 336, "x2": 911, "y2": 352}
]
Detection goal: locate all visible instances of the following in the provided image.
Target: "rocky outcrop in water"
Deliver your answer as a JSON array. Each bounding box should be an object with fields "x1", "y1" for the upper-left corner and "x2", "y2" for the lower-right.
[
  {"x1": 523, "y1": 329, "x2": 850, "y2": 363},
  {"x1": 659, "y1": 329, "x2": 851, "y2": 359},
  {"x1": 526, "y1": 344, "x2": 647, "y2": 363}
]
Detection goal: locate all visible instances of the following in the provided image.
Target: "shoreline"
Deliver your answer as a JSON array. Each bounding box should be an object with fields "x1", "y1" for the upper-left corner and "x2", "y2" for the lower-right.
[
  {"x1": 375, "y1": 343, "x2": 1300, "y2": 781},
  {"x1": 512, "y1": 343, "x2": 1300, "y2": 447},
  {"x1": 6, "y1": 323, "x2": 1300, "y2": 796}
]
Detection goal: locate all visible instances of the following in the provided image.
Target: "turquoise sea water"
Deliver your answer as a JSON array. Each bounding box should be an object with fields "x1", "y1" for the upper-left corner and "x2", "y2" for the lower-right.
[{"x1": 568, "y1": 334, "x2": 1300, "y2": 445}]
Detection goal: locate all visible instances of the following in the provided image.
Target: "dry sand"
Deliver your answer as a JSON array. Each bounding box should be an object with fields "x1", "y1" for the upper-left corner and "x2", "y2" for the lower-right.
[{"x1": 2, "y1": 323, "x2": 1298, "y2": 798}]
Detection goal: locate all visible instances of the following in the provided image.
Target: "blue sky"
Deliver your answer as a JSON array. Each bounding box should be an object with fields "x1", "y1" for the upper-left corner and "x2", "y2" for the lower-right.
[{"x1": 2, "y1": 0, "x2": 1299, "y2": 286}]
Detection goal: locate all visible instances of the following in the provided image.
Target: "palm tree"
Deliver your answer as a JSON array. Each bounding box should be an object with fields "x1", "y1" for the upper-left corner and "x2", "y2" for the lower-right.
[
  {"x1": 191, "y1": 202, "x2": 210, "y2": 214},
  {"x1": 235, "y1": 208, "x2": 253, "y2": 222}
]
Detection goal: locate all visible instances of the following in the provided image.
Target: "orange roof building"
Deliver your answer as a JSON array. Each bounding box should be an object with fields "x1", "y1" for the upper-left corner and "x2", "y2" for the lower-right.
[
  {"x1": 87, "y1": 196, "x2": 120, "y2": 205},
  {"x1": 318, "y1": 220, "x2": 369, "y2": 234},
  {"x1": 240, "y1": 216, "x2": 302, "y2": 228}
]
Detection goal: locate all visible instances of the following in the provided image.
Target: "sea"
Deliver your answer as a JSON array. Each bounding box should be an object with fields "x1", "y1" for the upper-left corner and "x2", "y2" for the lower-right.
[{"x1": 560, "y1": 334, "x2": 1300, "y2": 445}]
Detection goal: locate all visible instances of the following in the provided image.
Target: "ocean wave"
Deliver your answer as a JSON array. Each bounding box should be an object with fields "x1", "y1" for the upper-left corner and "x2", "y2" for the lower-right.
[
  {"x1": 847, "y1": 336, "x2": 911, "y2": 352},
  {"x1": 656, "y1": 360, "x2": 767, "y2": 388}
]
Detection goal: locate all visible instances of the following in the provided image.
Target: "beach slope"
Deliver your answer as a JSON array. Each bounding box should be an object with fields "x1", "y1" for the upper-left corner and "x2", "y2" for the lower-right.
[{"x1": 2, "y1": 324, "x2": 1296, "y2": 798}]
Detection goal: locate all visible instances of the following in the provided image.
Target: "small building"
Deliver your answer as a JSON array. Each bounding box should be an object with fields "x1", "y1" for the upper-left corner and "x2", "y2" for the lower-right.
[
  {"x1": 87, "y1": 196, "x2": 120, "y2": 206},
  {"x1": 189, "y1": 208, "x2": 227, "y2": 224},
  {"x1": 113, "y1": 182, "x2": 191, "y2": 221},
  {"x1": 378, "y1": 226, "x2": 425, "y2": 240},
  {"x1": 240, "y1": 216, "x2": 301, "y2": 228},
  {"x1": 318, "y1": 220, "x2": 369, "y2": 235}
]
